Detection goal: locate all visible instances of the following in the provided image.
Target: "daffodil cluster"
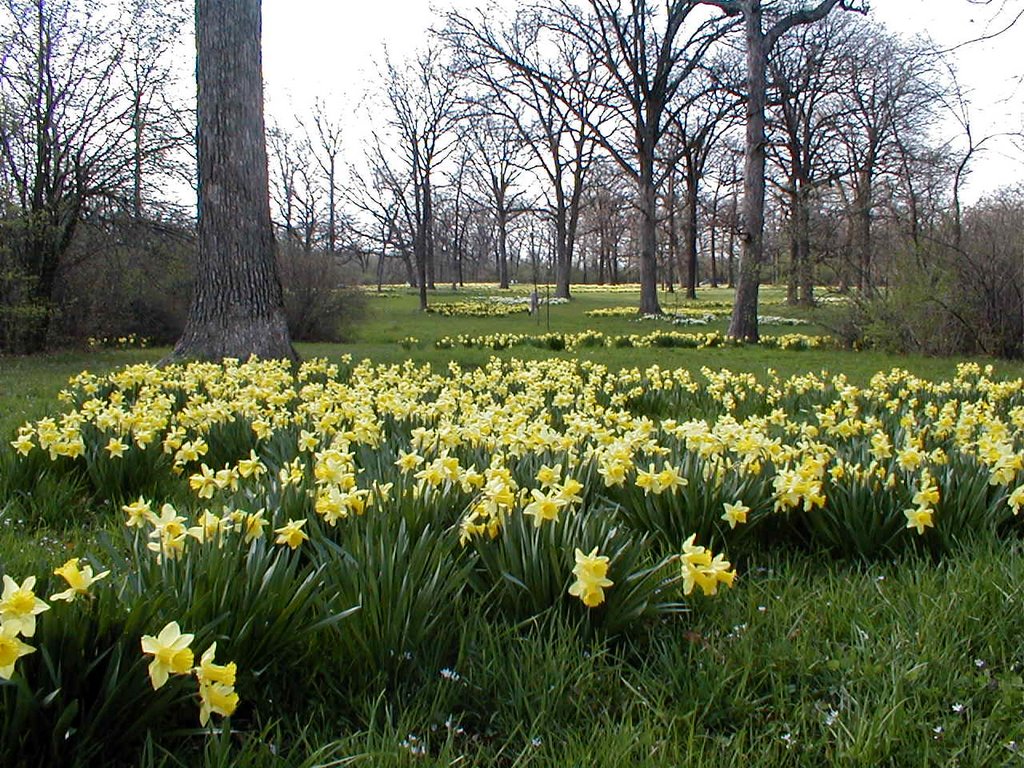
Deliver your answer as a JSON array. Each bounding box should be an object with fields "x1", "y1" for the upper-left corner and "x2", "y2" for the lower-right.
[
  {"x1": 123, "y1": 496, "x2": 311, "y2": 560},
  {"x1": 13, "y1": 357, "x2": 1024, "y2": 586},
  {"x1": 140, "y1": 621, "x2": 240, "y2": 726},
  {"x1": 568, "y1": 547, "x2": 614, "y2": 607},
  {"x1": 0, "y1": 558, "x2": 111, "y2": 681},
  {"x1": 427, "y1": 300, "x2": 530, "y2": 317},
  {"x1": 432, "y1": 330, "x2": 832, "y2": 352},
  {"x1": 680, "y1": 535, "x2": 737, "y2": 596}
]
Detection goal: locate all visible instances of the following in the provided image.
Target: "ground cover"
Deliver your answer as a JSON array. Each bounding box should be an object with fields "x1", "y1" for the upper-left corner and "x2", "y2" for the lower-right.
[{"x1": 2, "y1": 286, "x2": 1024, "y2": 766}]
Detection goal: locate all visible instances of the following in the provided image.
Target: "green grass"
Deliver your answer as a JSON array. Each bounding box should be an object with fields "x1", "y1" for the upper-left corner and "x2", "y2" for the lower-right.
[{"x1": 5, "y1": 284, "x2": 1024, "y2": 766}]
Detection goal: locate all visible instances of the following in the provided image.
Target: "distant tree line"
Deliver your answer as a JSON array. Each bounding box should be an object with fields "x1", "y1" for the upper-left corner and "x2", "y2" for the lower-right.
[{"x1": 1, "y1": 0, "x2": 1021, "y2": 356}]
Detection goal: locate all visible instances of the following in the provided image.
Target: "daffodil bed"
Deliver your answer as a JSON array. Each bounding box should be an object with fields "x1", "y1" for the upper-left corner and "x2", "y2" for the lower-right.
[
  {"x1": 434, "y1": 329, "x2": 831, "y2": 351},
  {"x1": 3, "y1": 355, "x2": 1024, "y2": 763}
]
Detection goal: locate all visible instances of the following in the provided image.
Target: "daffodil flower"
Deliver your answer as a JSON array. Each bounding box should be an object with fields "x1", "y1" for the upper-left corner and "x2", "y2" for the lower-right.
[
  {"x1": 50, "y1": 558, "x2": 109, "y2": 602},
  {"x1": 568, "y1": 547, "x2": 613, "y2": 608},
  {"x1": 140, "y1": 621, "x2": 195, "y2": 690},
  {"x1": 0, "y1": 575, "x2": 50, "y2": 637},
  {"x1": 0, "y1": 622, "x2": 35, "y2": 679},
  {"x1": 274, "y1": 518, "x2": 309, "y2": 550}
]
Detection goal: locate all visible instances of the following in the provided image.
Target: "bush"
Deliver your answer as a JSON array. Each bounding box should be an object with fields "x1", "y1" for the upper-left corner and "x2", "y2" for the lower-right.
[
  {"x1": 276, "y1": 246, "x2": 366, "y2": 342},
  {"x1": 828, "y1": 187, "x2": 1024, "y2": 359}
]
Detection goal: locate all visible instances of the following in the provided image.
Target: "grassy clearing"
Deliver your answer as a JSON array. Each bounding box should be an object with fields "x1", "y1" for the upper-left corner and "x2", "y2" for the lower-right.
[{"x1": 3, "y1": 285, "x2": 1024, "y2": 766}]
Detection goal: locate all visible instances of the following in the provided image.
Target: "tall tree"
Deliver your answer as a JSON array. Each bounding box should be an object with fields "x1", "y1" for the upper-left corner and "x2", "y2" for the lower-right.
[
  {"x1": 832, "y1": 24, "x2": 935, "y2": 293},
  {"x1": 547, "y1": 0, "x2": 724, "y2": 315},
  {"x1": 766, "y1": 14, "x2": 849, "y2": 306},
  {"x1": 374, "y1": 49, "x2": 463, "y2": 310},
  {"x1": 464, "y1": 114, "x2": 530, "y2": 289},
  {"x1": 444, "y1": 6, "x2": 600, "y2": 299},
  {"x1": 665, "y1": 55, "x2": 739, "y2": 298},
  {"x1": 171, "y1": 0, "x2": 296, "y2": 362},
  {"x1": 0, "y1": 0, "x2": 190, "y2": 351},
  {"x1": 698, "y1": 0, "x2": 866, "y2": 340}
]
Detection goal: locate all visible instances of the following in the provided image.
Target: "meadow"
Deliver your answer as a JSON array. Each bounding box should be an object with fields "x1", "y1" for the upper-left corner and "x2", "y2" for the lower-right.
[{"x1": 3, "y1": 284, "x2": 1024, "y2": 767}]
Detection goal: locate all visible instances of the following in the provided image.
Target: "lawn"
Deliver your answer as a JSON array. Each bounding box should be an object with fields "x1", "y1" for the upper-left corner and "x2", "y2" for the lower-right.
[{"x1": 2, "y1": 285, "x2": 1024, "y2": 767}]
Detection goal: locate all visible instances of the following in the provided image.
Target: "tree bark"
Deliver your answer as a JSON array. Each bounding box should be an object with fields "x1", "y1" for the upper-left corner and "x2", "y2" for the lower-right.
[
  {"x1": 173, "y1": 0, "x2": 296, "y2": 363},
  {"x1": 728, "y1": 1, "x2": 767, "y2": 342},
  {"x1": 638, "y1": 149, "x2": 662, "y2": 314},
  {"x1": 684, "y1": 168, "x2": 700, "y2": 300}
]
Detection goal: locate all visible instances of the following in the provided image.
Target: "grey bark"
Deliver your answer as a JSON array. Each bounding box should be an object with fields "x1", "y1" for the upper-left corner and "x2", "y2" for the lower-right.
[{"x1": 172, "y1": 0, "x2": 296, "y2": 363}]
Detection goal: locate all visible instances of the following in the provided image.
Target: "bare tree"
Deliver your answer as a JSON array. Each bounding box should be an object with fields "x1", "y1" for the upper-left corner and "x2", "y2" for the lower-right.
[
  {"x1": 766, "y1": 14, "x2": 852, "y2": 305},
  {"x1": 832, "y1": 24, "x2": 936, "y2": 294},
  {"x1": 697, "y1": 0, "x2": 866, "y2": 340},
  {"x1": 463, "y1": 114, "x2": 531, "y2": 288},
  {"x1": 544, "y1": 0, "x2": 724, "y2": 315},
  {"x1": 0, "y1": 0, "x2": 191, "y2": 350},
  {"x1": 303, "y1": 99, "x2": 344, "y2": 255},
  {"x1": 665, "y1": 54, "x2": 739, "y2": 298},
  {"x1": 444, "y1": 6, "x2": 601, "y2": 299},
  {"x1": 171, "y1": 0, "x2": 296, "y2": 362},
  {"x1": 373, "y1": 48, "x2": 463, "y2": 310}
]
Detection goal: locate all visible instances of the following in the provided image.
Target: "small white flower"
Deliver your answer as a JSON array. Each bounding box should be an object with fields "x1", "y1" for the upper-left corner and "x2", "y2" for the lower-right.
[{"x1": 951, "y1": 702, "x2": 965, "y2": 714}]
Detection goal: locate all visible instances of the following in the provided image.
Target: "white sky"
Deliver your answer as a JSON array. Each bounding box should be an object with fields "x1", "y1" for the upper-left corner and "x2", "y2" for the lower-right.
[{"x1": 259, "y1": 0, "x2": 1024, "y2": 201}]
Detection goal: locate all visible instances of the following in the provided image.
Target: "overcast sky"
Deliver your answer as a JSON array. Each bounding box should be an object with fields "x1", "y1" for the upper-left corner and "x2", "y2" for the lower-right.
[{"x1": 259, "y1": 0, "x2": 1024, "y2": 201}]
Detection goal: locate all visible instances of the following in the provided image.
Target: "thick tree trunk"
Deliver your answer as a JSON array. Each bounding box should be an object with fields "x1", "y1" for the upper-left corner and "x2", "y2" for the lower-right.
[
  {"x1": 173, "y1": 0, "x2": 296, "y2": 363},
  {"x1": 728, "y1": 3, "x2": 766, "y2": 343}
]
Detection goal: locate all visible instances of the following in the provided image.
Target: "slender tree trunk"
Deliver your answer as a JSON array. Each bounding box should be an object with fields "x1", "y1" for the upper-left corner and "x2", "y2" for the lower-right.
[
  {"x1": 855, "y1": 169, "x2": 872, "y2": 294},
  {"x1": 786, "y1": 188, "x2": 799, "y2": 305},
  {"x1": 685, "y1": 169, "x2": 699, "y2": 300},
  {"x1": 173, "y1": 0, "x2": 296, "y2": 363},
  {"x1": 424, "y1": 174, "x2": 436, "y2": 290},
  {"x1": 796, "y1": 184, "x2": 814, "y2": 305},
  {"x1": 667, "y1": 177, "x2": 679, "y2": 293},
  {"x1": 497, "y1": 209, "x2": 510, "y2": 289},
  {"x1": 638, "y1": 150, "x2": 662, "y2": 314}
]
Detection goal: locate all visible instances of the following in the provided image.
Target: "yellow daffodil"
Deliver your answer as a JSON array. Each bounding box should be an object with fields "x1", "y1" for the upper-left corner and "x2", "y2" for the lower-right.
[
  {"x1": 188, "y1": 463, "x2": 218, "y2": 499},
  {"x1": 10, "y1": 432, "x2": 34, "y2": 456},
  {"x1": 0, "y1": 622, "x2": 35, "y2": 679},
  {"x1": 140, "y1": 621, "x2": 195, "y2": 690},
  {"x1": 904, "y1": 506, "x2": 934, "y2": 535},
  {"x1": 568, "y1": 547, "x2": 613, "y2": 608},
  {"x1": 0, "y1": 575, "x2": 50, "y2": 637},
  {"x1": 198, "y1": 679, "x2": 240, "y2": 725},
  {"x1": 197, "y1": 642, "x2": 237, "y2": 686},
  {"x1": 105, "y1": 437, "x2": 128, "y2": 458},
  {"x1": 51, "y1": 558, "x2": 109, "y2": 602},
  {"x1": 243, "y1": 510, "x2": 269, "y2": 543},
  {"x1": 681, "y1": 534, "x2": 737, "y2": 596},
  {"x1": 123, "y1": 497, "x2": 154, "y2": 528},
  {"x1": 721, "y1": 501, "x2": 750, "y2": 529},
  {"x1": 274, "y1": 518, "x2": 309, "y2": 549},
  {"x1": 523, "y1": 489, "x2": 567, "y2": 527}
]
